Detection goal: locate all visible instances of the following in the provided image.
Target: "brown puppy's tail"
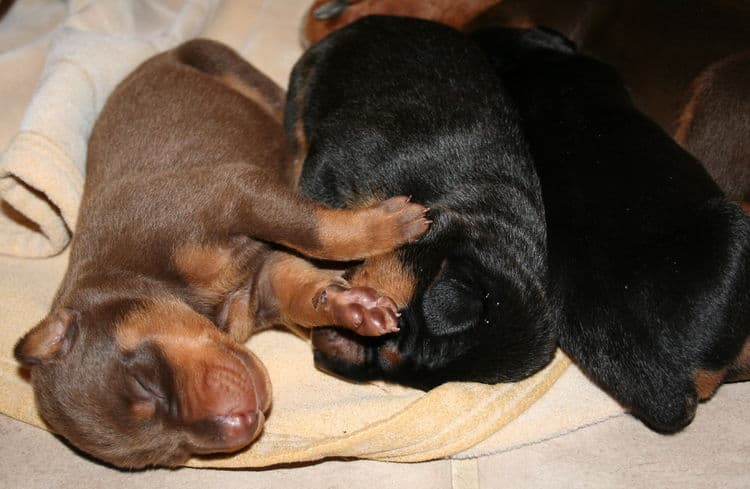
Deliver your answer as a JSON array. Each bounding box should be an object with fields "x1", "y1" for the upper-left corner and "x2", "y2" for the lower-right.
[{"x1": 174, "y1": 39, "x2": 286, "y2": 123}]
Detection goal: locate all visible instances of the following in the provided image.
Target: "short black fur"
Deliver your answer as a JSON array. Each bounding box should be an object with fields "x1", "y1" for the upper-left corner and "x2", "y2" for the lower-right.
[
  {"x1": 288, "y1": 16, "x2": 557, "y2": 388},
  {"x1": 472, "y1": 27, "x2": 750, "y2": 431}
]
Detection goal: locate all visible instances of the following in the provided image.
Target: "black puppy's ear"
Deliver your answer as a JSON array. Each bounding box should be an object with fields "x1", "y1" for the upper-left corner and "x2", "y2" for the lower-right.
[{"x1": 14, "y1": 308, "x2": 79, "y2": 366}]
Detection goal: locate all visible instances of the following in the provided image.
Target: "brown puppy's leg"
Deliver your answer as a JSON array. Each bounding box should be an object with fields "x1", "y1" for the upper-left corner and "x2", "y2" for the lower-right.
[
  {"x1": 311, "y1": 251, "x2": 417, "y2": 366},
  {"x1": 175, "y1": 39, "x2": 287, "y2": 123},
  {"x1": 258, "y1": 252, "x2": 403, "y2": 336},
  {"x1": 159, "y1": 165, "x2": 429, "y2": 262},
  {"x1": 287, "y1": 195, "x2": 431, "y2": 261},
  {"x1": 675, "y1": 51, "x2": 750, "y2": 202}
]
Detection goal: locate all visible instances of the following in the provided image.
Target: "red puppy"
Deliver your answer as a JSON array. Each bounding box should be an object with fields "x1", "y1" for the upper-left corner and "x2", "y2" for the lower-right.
[{"x1": 14, "y1": 39, "x2": 429, "y2": 468}]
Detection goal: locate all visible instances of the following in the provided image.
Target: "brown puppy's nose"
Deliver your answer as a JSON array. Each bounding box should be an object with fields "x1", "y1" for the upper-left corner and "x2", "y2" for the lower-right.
[
  {"x1": 212, "y1": 411, "x2": 265, "y2": 452},
  {"x1": 200, "y1": 363, "x2": 267, "y2": 451}
]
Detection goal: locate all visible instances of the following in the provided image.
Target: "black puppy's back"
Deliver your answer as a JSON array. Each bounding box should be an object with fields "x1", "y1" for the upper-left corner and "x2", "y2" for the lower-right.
[
  {"x1": 473, "y1": 27, "x2": 750, "y2": 431},
  {"x1": 288, "y1": 16, "x2": 556, "y2": 387}
]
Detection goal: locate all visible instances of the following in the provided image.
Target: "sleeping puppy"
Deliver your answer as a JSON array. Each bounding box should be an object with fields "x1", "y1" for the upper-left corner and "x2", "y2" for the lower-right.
[
  {"x1": 472, "y1": 27, "x2": 750, "y2": 431},
  {"x1": 302, "y1": 0, "x2": 750, "y2": 206},
  {"x1": 288, "y1": 16, "x2": 557, "y2": 389},
  {"x1": 13, "y1": 39, "x2": 429, "y2": 468}
]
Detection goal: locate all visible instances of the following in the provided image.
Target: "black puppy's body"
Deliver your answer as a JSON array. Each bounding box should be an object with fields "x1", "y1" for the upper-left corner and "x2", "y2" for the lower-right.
[
  {"x1": 288, "y1": 16, "x2": 556, "y2": 388},
  {"x1": 473, "y1": 28, "x2": 750, "y2": 431}
]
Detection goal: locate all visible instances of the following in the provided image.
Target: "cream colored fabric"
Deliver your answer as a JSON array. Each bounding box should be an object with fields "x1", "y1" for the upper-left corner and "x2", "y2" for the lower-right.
[
  {"x1": 0, "y1": 0, "x2": 220, "y2": 257},
  {"x1": 0, "y1": 0, "x2": 623, "y2": 468}
]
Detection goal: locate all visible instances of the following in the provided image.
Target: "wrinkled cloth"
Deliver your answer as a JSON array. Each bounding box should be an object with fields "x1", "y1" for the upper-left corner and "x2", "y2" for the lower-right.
[{"x1": 0, "y1": 0, "x2": 621, "y2": 468}]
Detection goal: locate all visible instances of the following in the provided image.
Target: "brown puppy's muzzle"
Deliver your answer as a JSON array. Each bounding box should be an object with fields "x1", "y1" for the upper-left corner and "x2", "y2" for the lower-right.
[
  {"x1": 177, "y1": 346, "x2": 272, "y2": 454},
  {"x1": 117, "y1": 301, "x2": 272, "y2": 457}
]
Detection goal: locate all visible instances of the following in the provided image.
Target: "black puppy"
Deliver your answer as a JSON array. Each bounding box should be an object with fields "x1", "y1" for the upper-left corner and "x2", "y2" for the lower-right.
[
  {"x1": 286, "y1": 16, "x2": 557, "y2": 388},
  {"x1": 472, "y1": 27, "x2": 750, "y2": 431}
]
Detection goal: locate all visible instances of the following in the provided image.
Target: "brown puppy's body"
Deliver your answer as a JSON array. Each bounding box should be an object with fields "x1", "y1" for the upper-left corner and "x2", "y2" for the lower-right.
[
  {"x1": 14, "y1": 39, "x2": 428, "y2": 468},
  {"x1": 303, "y1": 0, "x2": 750, "y2": 203}
]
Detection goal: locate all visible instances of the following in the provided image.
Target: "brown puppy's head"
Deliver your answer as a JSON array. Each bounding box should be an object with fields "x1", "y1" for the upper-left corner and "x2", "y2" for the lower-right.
[{"x1": 14, "y1": 298, "x2": 271, "y2": 468}]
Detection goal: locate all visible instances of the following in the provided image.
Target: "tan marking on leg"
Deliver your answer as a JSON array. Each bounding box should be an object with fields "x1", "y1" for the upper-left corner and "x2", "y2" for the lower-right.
[
  {"x1": 694, "y1": 367, "x2": 727, "y2": 401},
  {"x1": 727, "y1": 337, "x2": 750, "y2": 382},
  {"x1": 261, "y1": 252, "x2": 400, "y2": 334},
  {"x1": 173, "y1": 242, "x2": 253, "y2": 310},
  {"x1": 261, "y1": 253, "x2": 343, "y2": 328},
  {"x1": 347, "y1": 252, "x2": 416, "y2": 309},
  {"x1": 173, "y1": 242, "x2": 265, "y2": 342},
  {"x1": 740, "y1": 201, "x2": 750, "y2": 213},
  {"x1": 216, "y1": 287, "x2": 254, "y2": 343},
  {"x1": 174, "y1": 243, "x2": 236, "y2": 297}
]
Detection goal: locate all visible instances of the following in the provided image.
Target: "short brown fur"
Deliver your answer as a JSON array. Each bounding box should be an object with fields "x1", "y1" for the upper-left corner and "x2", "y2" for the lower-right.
[{"x1": 13, "y1": 39, "x2": 429, "y2": 468}]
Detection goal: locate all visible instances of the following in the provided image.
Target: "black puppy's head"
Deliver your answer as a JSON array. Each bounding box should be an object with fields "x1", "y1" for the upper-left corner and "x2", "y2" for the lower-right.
[{"x1": 313, "y1": 251, "x2": 557, "y2": 390}]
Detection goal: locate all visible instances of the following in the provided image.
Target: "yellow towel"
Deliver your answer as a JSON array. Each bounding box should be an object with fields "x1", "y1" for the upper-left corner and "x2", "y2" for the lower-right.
[{"x1": 0, "y1": 0, "x2": 622, "y2": 468}]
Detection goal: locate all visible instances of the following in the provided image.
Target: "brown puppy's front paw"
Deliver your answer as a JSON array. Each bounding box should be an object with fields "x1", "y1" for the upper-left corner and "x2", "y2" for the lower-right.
[
  {"x1": 314, "y1": 281, "x2": 400, "y2": 336},
  {"x1": 366, "y1": 196, "x2": 431, "y2": 252}
]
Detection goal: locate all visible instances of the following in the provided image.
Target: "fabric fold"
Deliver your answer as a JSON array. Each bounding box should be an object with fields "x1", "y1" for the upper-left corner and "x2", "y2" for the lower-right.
[{"x1": 0, "y1": 0, "x2": 219, "y2": 257}]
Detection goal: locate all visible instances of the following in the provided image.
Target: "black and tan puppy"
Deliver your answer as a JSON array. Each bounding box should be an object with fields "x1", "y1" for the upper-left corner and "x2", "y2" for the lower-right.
[
  {"x1": 288, "y1": 16, "x2": 557, "y2": 388},
  {"x1": 472, "y1": 27, "x2": 750, "y2": 431},
  {"x1": 13, "y1": 39, "x2": 429, "y2": 468}
]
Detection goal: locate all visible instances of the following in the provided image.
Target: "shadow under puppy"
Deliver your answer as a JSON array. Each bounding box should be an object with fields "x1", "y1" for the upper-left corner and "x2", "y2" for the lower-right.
[
  {"x1": 472, "y1": 27, "x2": 750, "y2": 431},
  {"x1": 13, "y1": 39, "x2": 429, "y2": 468},
  {"x1": 288, "y1": 16, "x2": 557, "y2": 388}
]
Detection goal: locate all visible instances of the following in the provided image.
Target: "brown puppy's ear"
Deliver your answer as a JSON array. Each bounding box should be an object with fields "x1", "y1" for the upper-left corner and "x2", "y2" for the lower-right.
[{"x1": 14, "y1": 309, "x2": 79, "y2": 366}]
